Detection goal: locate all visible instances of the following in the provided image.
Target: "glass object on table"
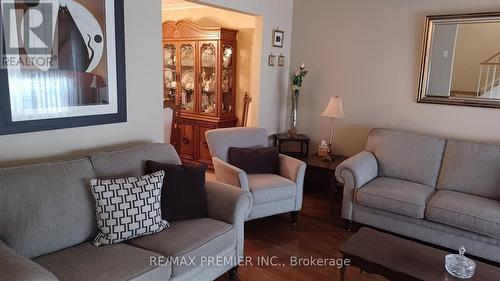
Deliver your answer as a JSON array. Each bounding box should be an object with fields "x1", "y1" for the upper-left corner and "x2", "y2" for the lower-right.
[
  {"x1": 221, "y1": 44, "x2": 234, "y2": 113},
  {"x1": 445, "y1": 246, "x2": 476, "y2": 279},
  {"x1": 200, "y1": 42, "x2": 217, "y2": 114},
  {"x1": 164, "y1": 44, "x2": 177, "y2": 101},
  {"x1": 180, "y1": 43, "x2": 195, "y2": 112}
]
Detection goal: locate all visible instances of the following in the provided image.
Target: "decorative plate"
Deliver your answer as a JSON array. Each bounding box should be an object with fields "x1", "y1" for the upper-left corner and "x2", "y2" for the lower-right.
[
  {"x1": 164, "y1": 46, "x2": 175, "y2": 66},
  {"x1": 181, "y1": 70, "x2": 194, "y2": 90},
  {"x1": 164, "y1": 69, "x2": 173, "y2": 82},
  {"x1": 180, "y1": 46, "x2": 194, "y2": 66},
  {"x1": 201, "y1": 44, "x2": 216, "y2": 67}
]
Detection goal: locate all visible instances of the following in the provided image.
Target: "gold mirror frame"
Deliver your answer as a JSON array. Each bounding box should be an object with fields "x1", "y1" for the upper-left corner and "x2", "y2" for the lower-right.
[{"x1": 417, "y1": 12, "x2": 500, "y2": 108}]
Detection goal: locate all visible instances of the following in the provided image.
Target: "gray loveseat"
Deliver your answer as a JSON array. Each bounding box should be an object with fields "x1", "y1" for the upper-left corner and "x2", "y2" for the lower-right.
[
  {"x1": 336, "y1": 128, "x2": 500, "y2": 262},
  {"x1": 0, "y1": 143, "x2": 251, "y2": 281}
]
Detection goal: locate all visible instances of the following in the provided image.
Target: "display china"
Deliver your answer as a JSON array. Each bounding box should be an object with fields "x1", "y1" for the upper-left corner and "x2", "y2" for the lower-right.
[{"x1": 0, "y1": 0, "x2": 126, "y2": 135}]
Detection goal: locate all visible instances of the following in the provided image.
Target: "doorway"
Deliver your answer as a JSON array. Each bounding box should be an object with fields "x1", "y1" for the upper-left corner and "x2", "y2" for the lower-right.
[{"x1": 161, "y1": 0, "x2": 261, "y2": 163}]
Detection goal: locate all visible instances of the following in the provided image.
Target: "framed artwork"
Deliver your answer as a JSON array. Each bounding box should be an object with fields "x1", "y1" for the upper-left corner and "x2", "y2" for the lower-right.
[
  {"x1": 272, "y1": 29, "x2": 284, "y2": 48},
  {"x1": 268, "y1": 53, "x2": 275, "y2": 66},
  {"x1": 0, "y1": 0, "x2": 126, "y2": 135},
  {"x1": 278, "y1": 54, "x2": 285, "y2": 66}
]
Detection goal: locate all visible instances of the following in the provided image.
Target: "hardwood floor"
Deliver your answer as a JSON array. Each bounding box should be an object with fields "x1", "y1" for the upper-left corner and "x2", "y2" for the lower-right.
[{"x1": 216, "y1": 192, "x2": 387, "y2": 281}]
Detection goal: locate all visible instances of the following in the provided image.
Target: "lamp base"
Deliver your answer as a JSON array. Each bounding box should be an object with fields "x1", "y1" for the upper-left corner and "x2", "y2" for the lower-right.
[
  {"x1": 322, "y1": 154, "x2": 333, "y2": 162},
  {"x1": 322, "y1": 143, "x2": 334, "y2": 162}
]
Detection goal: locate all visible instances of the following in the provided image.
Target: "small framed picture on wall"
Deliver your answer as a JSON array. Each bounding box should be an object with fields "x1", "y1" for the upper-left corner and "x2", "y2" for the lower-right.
[
  {"x1": 272, "y1": 29, "x2": 284, "y2": 48},
  {"x1": 268, "y1": 53, "x2": 276, "y2": 66},
  {"x1": 278, "y1": 54, "x2": 285, "y2": 66}
]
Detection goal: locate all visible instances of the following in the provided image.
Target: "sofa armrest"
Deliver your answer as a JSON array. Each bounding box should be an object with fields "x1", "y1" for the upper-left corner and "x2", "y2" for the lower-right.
[
  {"x1": 335, "y1": 151, "x2": 378, "y2": 220},
  {"x1": 0, "y1": 240, "x2": 59, "y2": 281},
  {"x1": 279, "y1": 154, "x2": 307, "y2": 210},
  {"x1": 335, "y1": 151, "x2": 378, "y2": 188},
  {"x1": 212, "y1": 157, "x2": 250, "y2": 191},
  {"x1": 205, "y1": 180, "x2": 252, "y2": 257}
]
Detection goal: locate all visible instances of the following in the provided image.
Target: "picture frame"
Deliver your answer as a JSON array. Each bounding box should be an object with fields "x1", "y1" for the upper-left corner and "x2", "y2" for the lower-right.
[
  {"x1": 0, "y1": 0, "x2": 127, "y2": 135},
  {"x1": 272, "y1": 29, "x2": 284, "y2": 48},
  {"x1": 278, "y1": 54, "x2": 285, "y2": 66},
  {"x1": 268, "y1": 53, "x2": 276, "y2": 66}
]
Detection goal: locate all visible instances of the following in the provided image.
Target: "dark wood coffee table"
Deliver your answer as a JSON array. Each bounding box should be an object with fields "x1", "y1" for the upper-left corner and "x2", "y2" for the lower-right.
[{"x1": 339, "y1": 228, "x2": 500, "y2": 281}]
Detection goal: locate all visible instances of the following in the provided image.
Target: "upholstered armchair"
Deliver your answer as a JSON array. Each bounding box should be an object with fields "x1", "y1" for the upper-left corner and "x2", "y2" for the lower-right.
[{"x1": 205, "y1": 127, "x2": 307, "y2": 224}]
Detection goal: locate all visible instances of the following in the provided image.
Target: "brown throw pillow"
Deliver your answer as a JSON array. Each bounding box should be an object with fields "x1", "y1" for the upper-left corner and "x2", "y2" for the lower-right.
[
  {"x1": 145, "y1": 161, "x2": 207, "y2": 221},
  {"x1": 228, "y1": 146, "x2": 280, "y2": 174}
]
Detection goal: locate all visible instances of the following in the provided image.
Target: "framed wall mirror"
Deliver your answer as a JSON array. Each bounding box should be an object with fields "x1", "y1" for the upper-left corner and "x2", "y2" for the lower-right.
[{"x1": 418, "y1": 12, "x2": 500, "y2": 108}]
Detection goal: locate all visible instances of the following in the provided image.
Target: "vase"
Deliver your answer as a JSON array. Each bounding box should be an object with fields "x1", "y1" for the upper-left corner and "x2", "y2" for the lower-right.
[{"x1": 288, "y1": 90, "x2": 299, "y2": 135}]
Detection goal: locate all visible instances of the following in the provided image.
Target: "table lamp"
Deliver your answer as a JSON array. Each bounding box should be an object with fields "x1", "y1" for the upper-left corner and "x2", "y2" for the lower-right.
[{"x1": 321, "y1": 96, "x2": 345, "y2": 162}]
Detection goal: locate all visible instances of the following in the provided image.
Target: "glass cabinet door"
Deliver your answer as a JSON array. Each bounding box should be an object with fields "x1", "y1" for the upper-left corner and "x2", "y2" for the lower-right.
[
  {"x1": 164, "y1": 44, "x2": 177, "y2": 102},
  {"x1": 221, "y1": 43, "x2": 235, "y2": 114},
  {"x1": 179, "y1": 43, "x2": 196, "y2": 112},
  {"x1": 199, "y1": 41, "x2": 217, "y2": 115}
]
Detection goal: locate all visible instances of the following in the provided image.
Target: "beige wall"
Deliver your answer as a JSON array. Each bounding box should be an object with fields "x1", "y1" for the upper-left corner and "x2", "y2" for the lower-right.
[
  {"x1": 291, "y1": 0, "x2": 500, "y2": 157},
  {"x1": 452, "y1": 22, "x2": 500, "y2": 92},
  {"x1": 196, "y1": 0, "x2": 294, "y2": 134},
  {"x1": 162, "y1": 6, "x2": 258, "y2": 126},
  {"x1": 0, "y1": 0, "x2": 165, "y2": 166}
]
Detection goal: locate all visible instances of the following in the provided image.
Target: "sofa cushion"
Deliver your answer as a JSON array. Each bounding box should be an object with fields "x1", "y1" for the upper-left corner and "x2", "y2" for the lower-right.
[
  {"x1": 248, "y1": 174, "x2": 296, "y2": 204},
  {"x1": 437, "y1": 140, "x2": 500, "y2": 200},
  {"x1": 356, "y1": 177, "x2": 435, "y2": 219},
  {"x1": 90, "y1": 171, "x2": 169, "y2": 246},
  {"x1": 228, "y1": 146, "x2": 279, "y2": 174},
  {"x1": 426, "y1": 190, "x2": 500, "y2": 239},
  {"x1": 128, "y1": 218, "x2": 235, "y2": 279},
  {"x1": 0, "y1": 239, "x2": 59, "y2": 281},
  {"x1": 90, "y1": 143, "x2": 181, "y2": 179},
  {"x1": 0, "y1": 158, "x2": 97, "y2": 258},
  {"x1": 145, "y1": 161, "x2": 208, "y2": 221},
  {"x1": 34, "y1": 242, "x2": 170, "y2": 281},
  {"x1": 365, "y1": 129, "x2": 445, "y2": 187}
]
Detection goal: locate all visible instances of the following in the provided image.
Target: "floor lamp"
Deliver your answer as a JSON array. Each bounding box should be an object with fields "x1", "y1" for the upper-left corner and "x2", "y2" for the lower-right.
[{"x1": 321, "y1": 96, "x2": 345, "y2": 162}]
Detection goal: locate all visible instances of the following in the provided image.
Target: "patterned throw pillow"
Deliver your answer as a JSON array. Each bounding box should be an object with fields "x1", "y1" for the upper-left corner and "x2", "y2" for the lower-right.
[{"x1": 89, "y1": 171, "x2": 169, "y2": 246}]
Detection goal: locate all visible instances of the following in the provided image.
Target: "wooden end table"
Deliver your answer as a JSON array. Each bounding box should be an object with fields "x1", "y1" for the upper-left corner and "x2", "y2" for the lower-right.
[
  {"x1": 339, "y1": 227, "x2": 500, "y2": 281},
  {"x1": 272, "y1": 133, "x2": 310, "y2": 159},
  {"x1": 304, "y1": 154, "x2": 347, "y2": 214}
]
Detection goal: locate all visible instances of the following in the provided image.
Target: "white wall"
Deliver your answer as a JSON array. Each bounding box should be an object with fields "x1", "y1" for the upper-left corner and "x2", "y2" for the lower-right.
[
  {"x1": 194, "y1": 0, "x2": 294, "y2": 134},
  {"x1": 291, "y1": 0, "x2": 500, "y2": 157},
  {"x1": 0, "y1": 0, "x2": 165, "y2": 166}
]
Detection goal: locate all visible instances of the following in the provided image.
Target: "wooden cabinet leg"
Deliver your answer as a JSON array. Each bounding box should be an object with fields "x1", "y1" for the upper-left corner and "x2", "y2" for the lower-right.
[{"x1": 340, "y1": 264, "x2": 346, "y2": 281}]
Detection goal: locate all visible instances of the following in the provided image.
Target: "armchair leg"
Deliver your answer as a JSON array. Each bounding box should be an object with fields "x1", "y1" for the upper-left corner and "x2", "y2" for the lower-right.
[
  {"x1": 291, "y1": 211, "x2": 299, "y2": 225},
  {"x1": 344, "y1": 219, "x2": 352, "y2": 231},
  {"x1": 228, "y1": 266, "x2": 238, "y2": 279}
]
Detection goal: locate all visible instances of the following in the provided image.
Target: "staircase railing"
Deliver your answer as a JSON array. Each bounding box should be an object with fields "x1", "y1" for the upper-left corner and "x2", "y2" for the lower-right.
[{"x1": 477, "y1": 51, "x2": 500, "y2": 97}]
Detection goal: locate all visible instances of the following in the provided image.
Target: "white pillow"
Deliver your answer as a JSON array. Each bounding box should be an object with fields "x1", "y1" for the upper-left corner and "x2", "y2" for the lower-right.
[{"x1": 89, "y1": 170, "x2": 168, "y2": 246}]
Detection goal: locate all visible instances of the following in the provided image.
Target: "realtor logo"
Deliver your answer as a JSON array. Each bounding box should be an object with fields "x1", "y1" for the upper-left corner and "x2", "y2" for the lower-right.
[{"x1": 1, "y1": 0, "x2": 58, "y2": 69}]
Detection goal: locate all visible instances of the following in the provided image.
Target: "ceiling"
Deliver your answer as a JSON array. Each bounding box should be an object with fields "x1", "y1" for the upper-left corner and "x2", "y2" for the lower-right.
[{"x1": 161, "y1": 0, "x2": 205, "y2": 10}]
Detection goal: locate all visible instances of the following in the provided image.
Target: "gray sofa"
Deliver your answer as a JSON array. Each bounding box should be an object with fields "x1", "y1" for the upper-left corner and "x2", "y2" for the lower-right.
[
  {"x1": 336, "y1": 128, "x2": 500, "y2": 262},
  {"x1": 0, "y1": 143, "x2": 252, "y2": 281}
]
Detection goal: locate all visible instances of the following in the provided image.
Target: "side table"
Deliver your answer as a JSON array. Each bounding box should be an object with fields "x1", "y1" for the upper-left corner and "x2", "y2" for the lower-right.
[
  {"x1": 305, "y1": 154, "x2": 348, "y2": 214},
  {"x1": 272, "y1": 133, "x2": 310, "y2": 159}
]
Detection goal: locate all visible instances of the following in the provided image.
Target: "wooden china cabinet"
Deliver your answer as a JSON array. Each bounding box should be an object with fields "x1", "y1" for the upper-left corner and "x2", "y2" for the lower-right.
[{"x1": 163, "y1": 20, "x2": 238, "y2": 167}]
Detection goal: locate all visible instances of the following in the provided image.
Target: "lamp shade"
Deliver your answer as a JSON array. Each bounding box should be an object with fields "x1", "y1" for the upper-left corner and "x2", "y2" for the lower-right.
[{"x1": 321, "y1": 96, "x2": 345, "y2": 118}]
